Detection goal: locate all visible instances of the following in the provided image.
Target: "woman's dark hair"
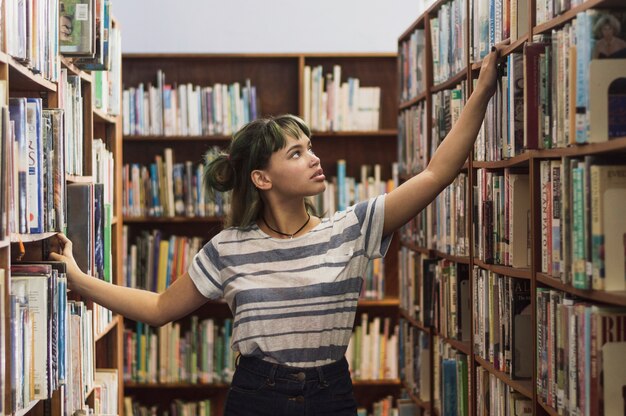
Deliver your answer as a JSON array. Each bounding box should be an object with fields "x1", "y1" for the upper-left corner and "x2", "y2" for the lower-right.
[{"x1": 204, "y1": 114, "x2": 317, "y2": 227}]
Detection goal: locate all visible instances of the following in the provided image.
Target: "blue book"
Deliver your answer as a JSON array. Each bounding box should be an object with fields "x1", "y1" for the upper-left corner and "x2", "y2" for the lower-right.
[
  {"x1": 9, "y1": 97, "x2": 28, "y2": 233},
  {"x1": 442, "y1": 359, "x2": 458, "y2": 416},
  {"x1": 337, "y1": 159, "x2": 347, "y2": 211}
]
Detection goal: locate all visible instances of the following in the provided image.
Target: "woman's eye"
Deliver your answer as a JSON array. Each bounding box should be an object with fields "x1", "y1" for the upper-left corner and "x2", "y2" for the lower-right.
[
  {"x1": 291, "y1": 151, "x2": 301, "y2": 159},
  {"x1": 308, "y1": 147, "x2": 315, "y2": 155}
]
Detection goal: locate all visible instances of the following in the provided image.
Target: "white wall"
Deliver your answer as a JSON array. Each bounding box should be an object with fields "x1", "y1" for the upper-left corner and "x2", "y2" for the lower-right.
[{"x1": 116, "y1": 0, "x2": 426, "y2": 53}]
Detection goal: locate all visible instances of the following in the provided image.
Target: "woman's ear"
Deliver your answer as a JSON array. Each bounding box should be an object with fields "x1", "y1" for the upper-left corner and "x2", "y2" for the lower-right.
[{"x1": 251, "y1": 169, "x2": 272, "y2": 190}]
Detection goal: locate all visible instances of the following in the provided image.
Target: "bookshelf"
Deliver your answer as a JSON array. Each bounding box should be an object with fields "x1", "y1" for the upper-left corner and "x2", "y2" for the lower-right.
[
  {"x1": 0, "y1": 6, "x2": 124, "y2": 416},
  {"x1": 120, "y1": 53, "x2": 402, "y2": 415},
  {"x1": 397, "y1": 0, "x2": 626, "y2": 415}
]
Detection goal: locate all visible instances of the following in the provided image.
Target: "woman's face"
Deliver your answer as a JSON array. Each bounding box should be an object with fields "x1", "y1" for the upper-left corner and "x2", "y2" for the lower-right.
[
  {"x1": 601, "y1": 23, "x2": 614, "y2": 39},
  {"x1": 60, "y1": 16, "x2": 73, "y2": 40},
  {"x1": 263, "y1": 134, "x2": 327, "y2": 198}
]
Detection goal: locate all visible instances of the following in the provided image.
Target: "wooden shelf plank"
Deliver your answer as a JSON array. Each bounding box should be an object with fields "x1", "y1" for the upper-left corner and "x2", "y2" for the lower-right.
[
  {"x1": 124, "y1": 135, "x2": 231, "y2": 142},
  {"x1": 399, "y1": 92, "x2": 428, "y2": 111},
  {"x1": 474, "y1": 259, "x2": 532, "y2": 279},
  {"x1": 358, "y1": 298, "x2": 400, "y2": 307},
  {"x1": 60, "y1": 57, "x2": 93, "y2": 82},
  {"x1": 311, "y1": 130, "x2": 398, "y2": 138},
  {"x1": 124, "y1": 382, "x2": 230, "y2": 389},
  {"x1": 436, "y1": 333, "x2": 471, "y2": 356},
  {"x1": 433, "y1": 250, "x2": 471, "y2": 264},
  {"x1": 532, "y1": 137, "x2": 626, "y2": 158},
  {"x1": 399, "y1": 240, "x2": 433, "y2": 255},
  {"x1": 95, "y1": 317, "x2": 119, "y2": 342},
  {"x1": 475, "y1": 355, "x2": 533, "y2": 399},
  {"x1": 472, "y1": 152, "x2": 531, "y2": 169},
  {"x1": 7, "y1": 56, "x2": 56, "y2": 92},
  {"x1": 536, "y1": 273, "x2": 626, "y2": 307},
  {"x1": 11, "y1": 232, "x2": 57, "y2": 243},
  {"x1": 93, "y1": 108, "x2": 118, "y2": 124},
  {"x1": 401, "y1": 380, "x2": 431, "y2": 410},
  {"x1": 431, "y1": 69, "x2": 467, "y2": 93},
  {"x1": 538, "y1": 398, "x2": 559, "y2": 416},
  {"x1": 399, "y1": 307, "x2": 431, "y2": 333},
  {"x1": 123, "y1": 216, "x2": 223, "y2": 224},
  {"x1": 66, "y1": 174, "x2": 94, "y2": 183},
  {"x1": 533, "y1": 0, "x2": 624, "y2": 35},
  {"x1": 352, "y1": 379, "x2": 402, "y2": 386}
]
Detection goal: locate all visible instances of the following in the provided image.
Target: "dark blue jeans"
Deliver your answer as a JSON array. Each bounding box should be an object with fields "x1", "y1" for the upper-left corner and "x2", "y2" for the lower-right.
[{"x1": 224, "y1": 355, "x2": 358, "y2": 415}]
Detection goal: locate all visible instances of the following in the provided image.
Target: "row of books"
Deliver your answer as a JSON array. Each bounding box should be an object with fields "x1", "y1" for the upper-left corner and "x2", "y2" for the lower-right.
[
  {"x1": 535, "y1": 0, "x2": 591, "y2": 26},
  {"x1": 473, "y1": 169, "x2": 531, "y2": 268},
  {"x1": 309, "y1": 160, "x2": 398, "y2": 218},
  {"x1": 473, "y1": 268, "x2": 532, "y2": 380},
  {"x1": 397, "y1": 101, "x2": 427, "y2": 176},
  {"x1": 123, "y1": 397, "x2": 212, "y2": 416},
  {"x1": 5, "y1": 262, "x2": 98, "y2": 415},
  {"x1": 431, "y1": 0, "x2": 467, "y2": 85},
  {"x1": 346, "y1": 314, "x2": 399, "y2": 381},
  {"x1": 122, "y1": 228, "x2": 204, "y2": 293},
  {"x1": 475, "y1": 367, "x2": 532, "y2": 415},
  {"x1": 6, "y1": 97, "x2": 66, "y2": 235},
  {"x1": 122, "y1": 72, "x2": 259, "y2": 137},
  {"x1": 398, "y1": 320, "x2": 431, "y2": 402},
  {"x1": 303, "y1": 65, "x2": 382, "y2": 132},
  {"x1": 475, "y1": 9, "x2": 625, "y2": 162},
  {"x1": 535, "y1": 288, "x2": 626, "y2": 416},
  {"x1": 431, "y1": 84, "x2": 466, "y2": 160},
  {"x1": 539, "y1": 158, "x2": 626, "y2": 292},
  {"x1": 470, "y1": 0, "x2": 529, "y2": 62},
  {"x1": 434, "y1": 341, "x2": 470, "y2": 416},
  {"x1": 90, "y1": 24, "x2": 123, "y2": 116},
  {"x1": 4, "y1": 0, "x2": 59, "y2": 80},
  {"x1": 123, "y1": 318, "x2": 235, "y2": 384},
  {"x1": 398, "y1": 28, "x2": 426, "y2": 103},
  {"x1": 398, "y1": 173, "x2": 469, "y2": 257},
  {"x1": 123, "y1": 147, "x2": 230, "y2": 218}
]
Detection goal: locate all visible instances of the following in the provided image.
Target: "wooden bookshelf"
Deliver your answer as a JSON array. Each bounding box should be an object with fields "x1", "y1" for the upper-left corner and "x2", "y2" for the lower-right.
[
  {"x1": 121, "y1": 52, "x2": 400, "y2": 415},
  {"x1": 397, "y1": 0, "x2": 626, "y2": 415},
  {"x1": 0, "y1": 12, "x2": 124, "y2": 416}
]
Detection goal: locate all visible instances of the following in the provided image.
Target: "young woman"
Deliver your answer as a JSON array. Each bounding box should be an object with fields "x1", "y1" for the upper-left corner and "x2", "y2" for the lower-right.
[{"x1": 50, "y1": 45, "x2": 504, "y2": 415}]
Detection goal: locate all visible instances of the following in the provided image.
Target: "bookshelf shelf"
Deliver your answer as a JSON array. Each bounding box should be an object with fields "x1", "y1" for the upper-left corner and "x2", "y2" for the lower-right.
[
  {"x1": 533, "y1": 0, "x2": 624, "y2": 35},
  {"x1": 433, "y1": 250, "x2": 471, "y2": 265},
  {"x1": 399, "y1": 92, "x2": 428, "y2": 111},
  {"x1": 536, "y1": 273, "x2": 626, "y2": 307},
  {"x1": 402, "y1": 381, "x2": 431, "y2": 410},
  {"x1": 399, "y1": 308, "x2": 431, "y2": 334},
  {"x1": 123, "y1": 216, "x2": 224, "y2": 224},
  {"x1": 95, "y1": 317, "x2": 119, "y2": 342},
  {"x1": 0, "y1": 238, "x2": 10, "y2": 249},
  {"x1": 7, "y1": 56, "x2": 57, "y2": 92},
  {"x1": 0, "y1": 50, "x2": 8, "y2": 64},
  {"x1": 10, "y1": 232, "x2": 57, "y2": 244},
  {"x1": 14, "y1": 400, "x2": 40, "y2": 416},
  {"x1": 66, "y1": 174, "x2": 95, "y2": 183},
  {"x1": 311, "y1": 130, "x2": 398, "y2": 138},
  {"x1": 538, "y1": 398, "x2": 559, "y2": 416},
  {"x1": 473, "y1": 259, "x2": 532, "y2": 279},
  {"x1": 60, "y1": 57, "x2": 93, "y2": 82},
  {"x1": 399, "y1": 240, "x2": 432, "y2": 255},
  {"x1": 124, "y1": 382, "x2": 230, "y2": 389},
  {"x1": 431, "y1": 69, "x2": 468, "y2": 93},
  {"x1": 474, "y1": 355, "x2": 533, "y2": 399},
  {"x1": 438, "y1": 334, "x2": 471, "y2": 355},
  {"x1": 93, "y1": 108, "x2": 117, "y2": 124},
  {"x1": 472, "y1": 152, "x2": 531, "y2": 169},
  {"x1": 353, "y1": 379, "x2": 402, "y2": 386},
  {"x1": 398, "y1": 15, "x2": 426, "y2": 41},
  {"x1": 533, "y1": 136, "x2": 626, "y2": 158},
  {"x1": 123, "y1": 135, "x2": 232, "y2": 142}
]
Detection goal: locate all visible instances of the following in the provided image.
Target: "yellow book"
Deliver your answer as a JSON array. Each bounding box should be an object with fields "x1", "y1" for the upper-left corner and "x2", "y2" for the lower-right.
[{"x1": 157, "y1": 240, "x2": 170, "y2": 293}]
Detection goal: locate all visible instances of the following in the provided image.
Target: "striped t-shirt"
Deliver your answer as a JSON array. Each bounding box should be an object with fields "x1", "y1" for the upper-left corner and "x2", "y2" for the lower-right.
[{"x1": 188, "y1": 195, "x2": 391, "y2": 367}]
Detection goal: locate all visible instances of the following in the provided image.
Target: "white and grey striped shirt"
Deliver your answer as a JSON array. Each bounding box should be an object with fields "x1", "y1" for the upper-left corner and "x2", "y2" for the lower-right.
[{"x1": 188, "y1": 195, "x2": 391, "y2": 367}]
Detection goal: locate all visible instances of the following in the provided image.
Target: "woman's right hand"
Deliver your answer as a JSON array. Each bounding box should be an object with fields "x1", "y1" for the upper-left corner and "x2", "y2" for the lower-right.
[{"x1": 49, "y1": 233, "x2": 85, "y2": 290}]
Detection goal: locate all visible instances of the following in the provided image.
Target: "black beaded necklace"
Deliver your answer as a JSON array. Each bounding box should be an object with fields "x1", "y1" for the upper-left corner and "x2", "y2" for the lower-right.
[{"x1": 262, "y1": 213, "x2": 311, "y2": 239}]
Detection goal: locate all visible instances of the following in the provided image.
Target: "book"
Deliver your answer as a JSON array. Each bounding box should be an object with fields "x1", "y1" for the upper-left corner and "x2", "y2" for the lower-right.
[
  {"x1": 590, "y1": 164, "x2": 626, "y2": 291},
  {"x1": 602, "y1": 342, "x2": 626, "y2": 416},
  {"x1": 66, "y1": 182, "x2": 94, "y2": 275},
  {"x1": 59, "y1": 0, "x2": 95, "y2": 55}
]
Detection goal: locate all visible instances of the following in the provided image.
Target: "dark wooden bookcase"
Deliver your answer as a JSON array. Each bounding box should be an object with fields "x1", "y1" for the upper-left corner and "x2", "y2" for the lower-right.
[
  {"x1": 121, "y1": 53, "x2": 401, "y2": 415},
  {"x1": 397, "y1": 0, "x2": 626, "y2": 415}
]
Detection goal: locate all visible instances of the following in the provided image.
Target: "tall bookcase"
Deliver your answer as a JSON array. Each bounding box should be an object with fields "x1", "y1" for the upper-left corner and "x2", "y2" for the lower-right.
[
  {"x1": 0, "y1": 16, "x2": 125, "y2": 416},
  {"x1": 120, "y1": 53, "x2": 402, "y2": 415},
  {"x1": 397, "y1": 0, "x2": 626, "y2": 415}
]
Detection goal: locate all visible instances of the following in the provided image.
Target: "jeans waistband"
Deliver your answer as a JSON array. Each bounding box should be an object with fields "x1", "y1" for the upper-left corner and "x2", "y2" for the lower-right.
[{"x1": 236, "y1": 355, "x2": 349, "y2": 383}]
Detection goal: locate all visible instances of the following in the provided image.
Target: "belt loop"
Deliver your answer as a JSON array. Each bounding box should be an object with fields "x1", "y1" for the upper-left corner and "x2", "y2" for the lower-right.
[
  {"x1": 267, "y1": 364, "x2": 277, "y2": 386},
  {"x1": 316, "y1": 366, "x2": 328, "y2": 388},
  {"x1": 235, "y1": 353, "x2": 241, "y2": 368}
]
